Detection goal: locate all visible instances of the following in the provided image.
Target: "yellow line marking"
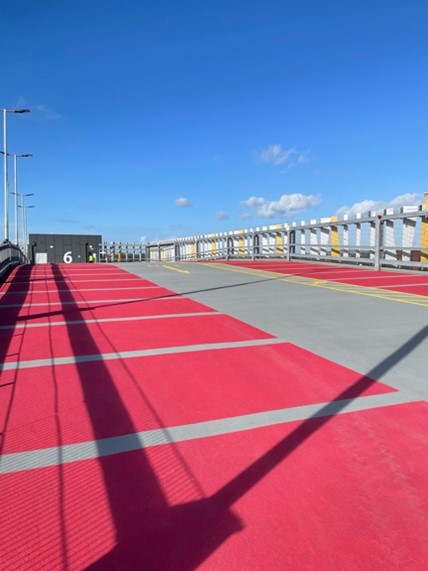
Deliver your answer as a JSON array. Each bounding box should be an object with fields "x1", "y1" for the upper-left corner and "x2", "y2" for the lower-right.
[
  {"x1": 164, "y1": 265, "x2": 189, "y2": 274},
  {"x1": 203, "y1": 262, "x2": 428, "y2": 307}
]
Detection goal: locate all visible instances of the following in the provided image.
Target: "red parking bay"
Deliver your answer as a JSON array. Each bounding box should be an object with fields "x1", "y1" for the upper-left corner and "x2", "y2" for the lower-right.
[
  {"x1": 0, "y1": 285, "x2": 176, "y2": 304},
  {"x1": 1, "y1": 313, "x2": 273, "y2": 364},
  {"x1": 0, "y1": 343, "x2": 395, "y2": 454},
  {"x1": 1, "y1": 402, "x2": 427, "y2": 570},
  {"x1": 1, "y1": 296, "x2": 215, "y2": 325},
  {"x1": 1, "y1": 278, "x2": 156, "y2": 292},
  {"x1": 218, "y1": 260, "x2": 428, "y2": 296}
]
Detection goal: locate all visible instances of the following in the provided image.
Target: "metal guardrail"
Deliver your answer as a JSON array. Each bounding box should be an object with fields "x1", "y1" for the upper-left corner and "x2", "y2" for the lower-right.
[
  {"x1": 146, "y1": 200, "x2": 428, "y2": 271},
  {"x1": 0, "y1": 242, "x2": 28, "y2": 279},
  {"x1": 98, "y1": 241, "x2": 146, "y2": 263}
]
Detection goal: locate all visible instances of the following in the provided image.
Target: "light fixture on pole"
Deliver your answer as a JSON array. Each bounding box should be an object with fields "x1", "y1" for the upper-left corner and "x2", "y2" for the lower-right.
[
  {"x1": 0, "y1": 151, "x2": 33, "y2": 245},
  {"x1": 19, "y1": 193, "x2": 34, "y2": 250},
  {"x1": 1, "y1": 108, "x2": 31, "y2": 242},
  {"x1": 18, "y1": 202, "x2": 35, "y2": 254}
]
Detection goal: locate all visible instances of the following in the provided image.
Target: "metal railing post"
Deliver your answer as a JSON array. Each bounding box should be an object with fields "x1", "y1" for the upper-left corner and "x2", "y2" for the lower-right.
[{"x1": 374, "y1": 215, "x2": 382, "y2": 270}]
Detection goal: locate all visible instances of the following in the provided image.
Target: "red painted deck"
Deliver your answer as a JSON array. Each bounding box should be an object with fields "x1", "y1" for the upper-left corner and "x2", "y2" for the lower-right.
[
  {"x1": 1, "y1": 263, "x2": 427, "y2": 570},
  {"x1": 220, "y1": 260, "x2": 428, "y2": 296}
]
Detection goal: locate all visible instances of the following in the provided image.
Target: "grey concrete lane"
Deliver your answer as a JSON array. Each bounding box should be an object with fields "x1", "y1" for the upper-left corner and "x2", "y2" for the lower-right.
[{"x1": 117, "y1": 261, "x2": 428, "y2": 400}]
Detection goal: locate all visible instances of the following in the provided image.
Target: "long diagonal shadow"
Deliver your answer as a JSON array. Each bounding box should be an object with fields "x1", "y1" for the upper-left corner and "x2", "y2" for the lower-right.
[
  {"x1": 88, "y1": 322, "x2": 427, "y2": 569},
  {"x1": 12, "y1": 275, "x2": 281, "y2": 324},
  {"x1": 48, "y1": 265, "x2": 242, "y2": 570},
  {"x1": 46, "y1": 264, "x2": 426, "y2": 570},
  {"x1": 212, "y1": 325, "x2": 427, "y2": 507},
  {"x1": 2, "y1": 263, "x2": 427, "y2": 569},
  {"x1": 0, "y1": 265, "x2": 32, "y2": 455}
]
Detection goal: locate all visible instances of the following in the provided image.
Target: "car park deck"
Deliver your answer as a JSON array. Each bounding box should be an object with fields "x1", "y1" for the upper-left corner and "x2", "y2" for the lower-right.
[{"x1": 1, "y1": 260, "x2": 427, "y2": 570}]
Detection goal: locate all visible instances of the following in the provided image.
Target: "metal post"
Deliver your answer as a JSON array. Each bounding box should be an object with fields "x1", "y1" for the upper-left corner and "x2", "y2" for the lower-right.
[
  {"x1": 19, "y1": 200, "x2": 34, "y2": 254},
  {"x1": 1, "y1": 108, "x2": 30, "y2": 242},
  {"x1": 3, "y1": 109, "x2": 8, "y2": 241},
  {"x1": 12, "y1": 154, "x2": 32, "y2": 246},
  {"x1": 21, "y1": 195, "x2": 25, "y2": 248},
  {"x1": 24, "y1": 206, "x2": 28, "y2": 250},
  {"x1": 374, "y1": 215, "x2": 382, "y2": 271},
  {"x1": 13, "y1": 154, "x2": 17, "y2": 244}
]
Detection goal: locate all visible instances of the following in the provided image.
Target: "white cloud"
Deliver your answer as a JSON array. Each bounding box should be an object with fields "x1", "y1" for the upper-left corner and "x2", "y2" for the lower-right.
[
  {"x1": 259, "y1": 144, "x2": 310, "y2": 168},
  {"x1": 216, "y1": 211, "x2": 229, "y2": 220},
  {"x1": 175, "y1": 197, "x2": 192, "y2": 207},
  {"x1": 242, "y1": 196, "x2": 265, "y2": 208},
  {"x1": 241, "y1": 193, "x2": 321, "y2": 218},
  {"x1": 337, "y1": 192, "x2": 422, "y2": 218},
  {"x1": 388, "y1": 192, "x2": 422, "y2": 208}
]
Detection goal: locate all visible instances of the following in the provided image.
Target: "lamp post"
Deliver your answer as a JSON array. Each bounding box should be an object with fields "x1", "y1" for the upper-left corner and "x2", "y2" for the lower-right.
[
  {"x1": 20, "y1": 193, "x2": 34, "y2": 250},
  {"x1": 12, "y1": 153, "x2": 32, "y2": 245},
  {"x1": 18, "y1": 202, "x2": 35, "y2": 255},
  {"x1": 1, "y1": 108, "x2": 31, "y2": 241},
  {"x1": 0, "y1": 151, "x2": 33, "y2": 245}
]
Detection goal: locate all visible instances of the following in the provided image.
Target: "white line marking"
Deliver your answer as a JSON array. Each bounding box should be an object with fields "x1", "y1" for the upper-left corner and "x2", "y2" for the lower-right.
[
  {"x1": 0, "y1": 338, "x2": 284, "y2": 371},
  {"x1": 0, "y1": 311, "x2": 218, "y2": 330},
  {"x1": 0, "y1": 286, "x2": 163, "y2": 294},
  {"x1": 0, "y1": 392, "x2": 417, "y2": 474}
]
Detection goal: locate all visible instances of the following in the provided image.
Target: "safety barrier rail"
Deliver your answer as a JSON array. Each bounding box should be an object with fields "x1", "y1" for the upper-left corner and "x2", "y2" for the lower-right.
[
  {"x1": 0, "y1": 242, "x2": 28, "y2": 279},
  {"x1": 146, "y1": 194, "x2": 428, "y2": 271},
  {"x1": 97, "y1": 241, "x2": 146, "y2": 263}
]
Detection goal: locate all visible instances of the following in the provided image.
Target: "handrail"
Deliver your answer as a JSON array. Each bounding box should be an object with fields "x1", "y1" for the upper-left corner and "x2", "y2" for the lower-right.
[
  {"x1": 145, "y1": 199, "x2": 428, "y2": 270},
  {"x1": 0, "y1": 241, "x2": 28, "y2": 279}
]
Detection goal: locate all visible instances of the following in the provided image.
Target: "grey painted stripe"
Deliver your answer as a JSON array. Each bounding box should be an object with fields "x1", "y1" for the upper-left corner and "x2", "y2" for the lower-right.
[
  {"x1": 0, "y1": 296, "x2": 182, "y2": 308},
  {"x1": 9, "y1": 271, "x2": 131, "y2": 274},
  {"x1": 320, "y1": 276, "x2": 428, "y2": 284},
  {"x1": 0, "y1": 286, "x2": 161, "y2": 295},
  {"x1": 5, "y1": 278, "x2": 144, "y2": 283},
  {"x1": 0, "y1": 337, "x2": 285, "y2": 371},
  {"x1": 0, "y1": 391, "x2": 416, "y2": 475},
  {"x1": 380, "y1": 282, "x2": 428, "y2": 289},
  {"x1": 0, "y1": 311, "x2": 218, "y2": 330}
]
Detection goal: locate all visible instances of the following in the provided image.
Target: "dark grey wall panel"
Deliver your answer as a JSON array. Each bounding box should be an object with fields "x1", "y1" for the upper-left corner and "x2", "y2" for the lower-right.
[{"x1": 28, "y1": 234, "x2": 102, "y2": 264}]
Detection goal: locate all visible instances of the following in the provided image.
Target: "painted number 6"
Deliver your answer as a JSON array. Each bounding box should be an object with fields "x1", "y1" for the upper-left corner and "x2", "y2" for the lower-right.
[{"x1": 63, "y1": 251, "x2": 73, "y2": 264}]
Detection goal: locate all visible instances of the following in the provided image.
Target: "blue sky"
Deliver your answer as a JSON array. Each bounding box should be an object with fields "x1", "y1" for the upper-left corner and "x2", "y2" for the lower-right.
[{"x1": 1, "y1": 0, "x2": 427, "y2": 243}]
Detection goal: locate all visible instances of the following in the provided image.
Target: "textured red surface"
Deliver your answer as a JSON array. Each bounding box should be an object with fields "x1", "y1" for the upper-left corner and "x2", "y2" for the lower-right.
[
  {"x1": 1, "y1": 263, "x2": 427, "y2": 570},
  {"x1": 1, "y1": 278, "x2": 154, "y2": 291},
  {"x1": 1, "y1": 403, "x2": 428, "y2": 570},
  {"x1": 1, "y1": 313, "x2": 273, "y2": 363},
  {"x1": 380, "y1": 285, "x2": 428, "y2": 296},
  {"x1": 219, "y1": 260, "x2": 428, "y2": 296},
  {"x1": 1, "y1": 296, "x2": 214, "y2": 325},
  {"x1": 0, "y1": 285, "x2": 176, "y2": 303},
  {"x1": 0, "y1": 343, "x2": 395, "y2": 454}
]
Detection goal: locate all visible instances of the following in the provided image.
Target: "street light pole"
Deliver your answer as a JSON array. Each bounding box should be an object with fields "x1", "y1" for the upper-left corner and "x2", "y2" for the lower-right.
[
  {"x1": 0, "y1": 151, "x2": 33, "y2": 245},
  {"x1": 19, "y1": 193, "x2": 34, "y2": 251},
  {"x1": 13, "y1": 153, "x2": 33, "y2": 245},
  {"x1": 2, "y1": 109, "x2": 7, "y2": 242},
  {"x1": 19, "y1": 202, "x2": 35, "y2": 255},
  {"x1": 14, "y1": 154, "x2": 18, "y2": 244},
  {"x1": 1, "y1": 108, "x2": 30, "y2": 241}
]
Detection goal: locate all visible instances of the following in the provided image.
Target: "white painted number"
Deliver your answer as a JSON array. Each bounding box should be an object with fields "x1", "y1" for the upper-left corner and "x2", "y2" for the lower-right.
[{"x1": 63, "y1": 251, "x2": 73, "y2": 264}]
